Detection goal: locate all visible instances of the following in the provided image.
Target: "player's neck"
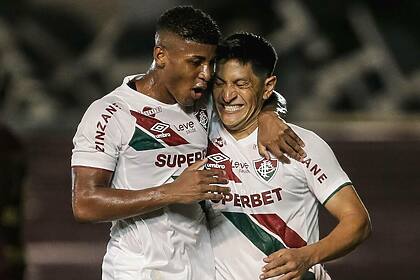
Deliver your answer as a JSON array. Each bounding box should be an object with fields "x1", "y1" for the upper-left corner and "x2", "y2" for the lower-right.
[
  {"x1": 134, "y1": 71, "x2": 177, "y2": 105},
  {"x1": 229, "y1": 119, "x2": 258, "y2": 141}
]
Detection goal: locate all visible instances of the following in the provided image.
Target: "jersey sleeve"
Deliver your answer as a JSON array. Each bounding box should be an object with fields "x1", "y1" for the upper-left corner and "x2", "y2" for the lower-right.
[
  {"x1": 71, "y1": 99, "x2": 125, "y2": 171},
  {"x1": 293, "y1": 125, "x2": 352, "y2": 205}
]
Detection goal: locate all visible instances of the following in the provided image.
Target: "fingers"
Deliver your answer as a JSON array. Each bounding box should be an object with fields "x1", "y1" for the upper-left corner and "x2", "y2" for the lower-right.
[
  {"x1": 260, "y1": 258, "x2": 292, "y2": 280},
  {"x1": 260, "y1": 267, "x2": 291, "y2": 280},
  {"x1": 202, "y1": 192, "x2": 225, "y2": 201},
  {"x1": 284, "y1": 134, "x2": 306, "y2": 161},
  {"x1": 257, "y1": 143, "x2": 271, "y2": 160},
  {"x1": 265, "y1": 143, "x2": 290, "y2": 164},
  {"x1": 205, "y1": 184, "x2": 231, "y2": 194},
  {"x1": 204, "y1": 175, "x2": 229, "y2": 185},
  {"x1": 285, "y1": 127, "x2": 305, "y2": 149},
  {"x1": 187, "y1": 158, "x2": 208, "y2": 170}
]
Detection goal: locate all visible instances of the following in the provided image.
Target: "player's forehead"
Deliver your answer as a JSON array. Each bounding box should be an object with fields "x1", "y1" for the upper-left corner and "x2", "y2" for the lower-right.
[
  {"x1": 216, "y1": 59, "x2": 256, "y2": 80},
  {"x1": 160, "y1": 32, "x2": 217, "y2": 58}
]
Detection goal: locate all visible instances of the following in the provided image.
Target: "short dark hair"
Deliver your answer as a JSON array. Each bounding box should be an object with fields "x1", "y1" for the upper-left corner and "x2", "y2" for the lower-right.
[
  {"x1": 216, "y1": 32, "x2": 278, "y2": 77},
  {"x1": 157, "y1": 6, "x2": 221, "y2": 45}
]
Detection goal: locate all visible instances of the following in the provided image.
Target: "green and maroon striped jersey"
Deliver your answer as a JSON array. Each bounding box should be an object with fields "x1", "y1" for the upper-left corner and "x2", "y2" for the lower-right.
[
  {"x1": 206, "y1": 119, "x2": 351, "y2": 280},
  {"x1": 71, "y1": 74, "x2": 216, "y2": 279}
]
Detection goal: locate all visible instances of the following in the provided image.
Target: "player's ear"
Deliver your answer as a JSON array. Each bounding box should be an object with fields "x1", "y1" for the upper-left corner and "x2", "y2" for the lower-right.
[
  {"x1": 153, "y1": 45, "x2": 166, "y2": 69},
  {"x1": 263, "y1": 76, "x2": 277, "y2": 100}
]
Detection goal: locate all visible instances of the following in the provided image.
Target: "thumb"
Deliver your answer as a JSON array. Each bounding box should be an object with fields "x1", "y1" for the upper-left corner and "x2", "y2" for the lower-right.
[
  {"x1": 187, "y1": 158, "x2": 208, "y2": 171},
  {"x1": 257, "y1": 143, "x2": 270, "y2": 160}
]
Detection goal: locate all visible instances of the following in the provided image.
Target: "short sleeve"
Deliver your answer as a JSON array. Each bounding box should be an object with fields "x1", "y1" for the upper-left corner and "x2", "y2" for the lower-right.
[
  {"x1": 71, "y1": 99, "x2": 124, "y2": 171},
  {"x1": 293, "y1": 125, "x2": 352, "y2": 205}
]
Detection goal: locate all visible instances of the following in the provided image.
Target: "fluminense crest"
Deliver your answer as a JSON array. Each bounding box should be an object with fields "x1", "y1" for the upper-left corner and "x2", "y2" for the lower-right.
[{"x1": 253, "y1": 158, "x2": 278, "y2": 182}]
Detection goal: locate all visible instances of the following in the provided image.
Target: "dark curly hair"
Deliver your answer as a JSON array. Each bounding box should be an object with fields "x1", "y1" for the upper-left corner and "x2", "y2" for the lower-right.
[
  {"x1": 157, "y1": 6, "x2": 221, "y2": 45},
  {"x1": 216, "y1": 32, "x2": 278, "y2": 77}
]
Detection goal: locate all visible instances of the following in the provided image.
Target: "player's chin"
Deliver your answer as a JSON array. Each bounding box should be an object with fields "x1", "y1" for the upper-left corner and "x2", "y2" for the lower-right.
[{"x1": 178, "y1": 97, "x2": 195, "y2": 107}]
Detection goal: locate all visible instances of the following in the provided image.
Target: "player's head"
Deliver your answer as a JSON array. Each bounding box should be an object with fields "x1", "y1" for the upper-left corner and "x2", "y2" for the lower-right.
[
  {"x1": 153, "y1": 6, "x2": 221, "y2": 106},
  {"x1": 213, "y1": 32, "x2": 278, "y2": 136}
]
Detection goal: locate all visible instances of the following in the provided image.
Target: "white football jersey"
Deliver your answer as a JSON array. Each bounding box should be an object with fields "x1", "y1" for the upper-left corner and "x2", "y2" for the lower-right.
[
  {"x1": 71, "y1": 75, "x2": 214, "y2": 280},
  {"x1": 206, "y1": 119, "x2": 351, "y2": 280}
]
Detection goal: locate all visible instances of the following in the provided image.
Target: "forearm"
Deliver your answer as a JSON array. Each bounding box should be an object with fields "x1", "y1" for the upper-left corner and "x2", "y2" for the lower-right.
[
  {"x1": 306, "y1": 213, "x2": 371, "y2": 265},
  {"x1": 73, "y1": 183, "x2": 175, "y2": 223}
]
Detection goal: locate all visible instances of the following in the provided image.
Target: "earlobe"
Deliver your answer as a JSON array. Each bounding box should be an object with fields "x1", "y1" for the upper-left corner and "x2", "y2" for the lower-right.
[{"x1": 153, "y1": 46, "x2": 166, "y2": 68}]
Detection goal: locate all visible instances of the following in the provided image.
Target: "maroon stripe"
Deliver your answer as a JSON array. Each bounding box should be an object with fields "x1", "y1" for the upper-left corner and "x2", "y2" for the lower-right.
[
  {"x1": 130, "y1": 110, "x2": 189, "y2": 146},
  {"x1": 251, "y1": 213, "x2": 307, "y2": 248},
  {"x1": 207, "y1": 142, "x2": 241, "y2": 183}
]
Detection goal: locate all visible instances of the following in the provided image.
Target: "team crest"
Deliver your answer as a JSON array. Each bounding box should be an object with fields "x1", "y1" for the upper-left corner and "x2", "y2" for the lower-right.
[
  {"x1": 253, "y1": 158, "x2": 278, "y2": 182},
  {"x1": 194, "y1": 108, "x2": 208, "y2": 130}
]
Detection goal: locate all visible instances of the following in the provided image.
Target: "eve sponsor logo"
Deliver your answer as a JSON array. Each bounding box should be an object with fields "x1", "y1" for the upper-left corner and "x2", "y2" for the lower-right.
[
  {"x1": 174, "y1": 121, "x2": 196, "y2": 134},
  {"x1": 232, "y1": 161, "x2": 250, "y2": 173}
]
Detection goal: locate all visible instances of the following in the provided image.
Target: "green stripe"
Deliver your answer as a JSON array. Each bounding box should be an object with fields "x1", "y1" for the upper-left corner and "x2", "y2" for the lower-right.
[
  {"x1": 222, "y1": 211, "x2": 315, "y2": 280},
  {"x1": 222, "y1": 212, "x2": 285, "y2": 256},
  {"x1": 129, "y1": 127, "x2": 165, "y2": 151},
  {"x1": 322, "y1": 182, "x2": 353, "y2": 206}
]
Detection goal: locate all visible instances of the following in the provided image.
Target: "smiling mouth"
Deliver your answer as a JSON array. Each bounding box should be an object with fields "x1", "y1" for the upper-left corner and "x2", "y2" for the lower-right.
[{"x1": 222, "y1": 105, "x2": 244, "y2": 112}]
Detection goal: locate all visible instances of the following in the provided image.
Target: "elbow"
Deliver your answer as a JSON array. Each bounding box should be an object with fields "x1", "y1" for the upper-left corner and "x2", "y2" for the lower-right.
[
  {"x1": 362, "y1": 214, "x2": 373, "y2": 241},
  {"x1": 72, "y1": 193, "x2": 98, "y2": 223},
  {"x1": 72, "y1": 205, "x2": 92, "y2": 223},
  {"x1": 357, "y1": 212, "x2": 372, "y2": 243}
]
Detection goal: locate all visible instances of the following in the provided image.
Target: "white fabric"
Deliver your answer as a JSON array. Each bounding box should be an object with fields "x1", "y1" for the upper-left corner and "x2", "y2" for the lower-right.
[
  {"x1": 72, "y1": 74, "x2": 215, "y2": 280},
  {"x1": 207, "y1": 119, "x2": 351, "y2": 280}
]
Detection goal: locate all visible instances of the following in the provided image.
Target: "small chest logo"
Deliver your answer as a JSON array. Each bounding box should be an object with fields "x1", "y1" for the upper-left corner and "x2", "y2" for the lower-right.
[
  {"x1": 207, "y1": 153, "x2": 230, "y2": 164},
  {"x1": 214, "y1": 137, "x2": 225, "y2": 148},
  {"x1": 142, "y1": 106, "x2": 162, "y2": 117},
  {"x1": 253, "y1": 158, "x2": 278, "y2": 182},
  {"x1": 194, "y1": 108, "x2": 208, "y2": 130},
  {"x1": 151, "y1": 122, "x2": 169, "y2": 133},
  {"x1": 150, "y1": 122, "x2": 171, "y2": 139}
]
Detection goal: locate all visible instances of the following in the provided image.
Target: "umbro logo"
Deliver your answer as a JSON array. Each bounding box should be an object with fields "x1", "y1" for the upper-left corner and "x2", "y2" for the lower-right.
[
  {"x1": 151, "y1": 122, "x2": 170, "y2": 133},
  {"x1": 207, "y1": 153, "x2": 230, "y2": 164}
]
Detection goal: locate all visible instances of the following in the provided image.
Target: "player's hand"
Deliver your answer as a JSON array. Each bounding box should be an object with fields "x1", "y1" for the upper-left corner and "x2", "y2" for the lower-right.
[
  {"x1": 166, "y1": 158, "x2": 230, "y2": 204},
  {"x1": 259, "y1": 247, "x2": 312, "y2": 280},
  {"x1": 257, "y1": 111, "x2": 306, "y2": 164}
]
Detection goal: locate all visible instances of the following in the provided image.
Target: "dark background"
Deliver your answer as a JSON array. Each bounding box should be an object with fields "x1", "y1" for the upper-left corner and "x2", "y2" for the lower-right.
[{"x1": 1, "y1": 0, "x2": 419, "y2": 279}]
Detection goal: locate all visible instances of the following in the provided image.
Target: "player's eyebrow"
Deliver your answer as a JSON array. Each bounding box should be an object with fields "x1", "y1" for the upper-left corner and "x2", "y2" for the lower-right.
[{"x1": 214, "y1": 75, "x2": 226, "y2": 83}]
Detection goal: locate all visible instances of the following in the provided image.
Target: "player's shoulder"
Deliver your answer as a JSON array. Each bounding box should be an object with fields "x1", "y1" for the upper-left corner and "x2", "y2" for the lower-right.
[
  {"x1": 287, "y1": 123, "x2": 335, "y2": 159},
  {"x1": 287, "y1": 123, "x2": 332, "y2": 149},
  {"x1": 85, "y1": 88, "x2": 130, "y2": 115},
  {"x1": 287, "y1": 123, "x2": 320, "y2": 141}
]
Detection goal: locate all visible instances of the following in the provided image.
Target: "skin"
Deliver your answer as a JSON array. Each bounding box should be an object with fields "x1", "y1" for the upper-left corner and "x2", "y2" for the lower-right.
[
  {"x1": 213, "y1": 59, "x2": 277, "y2": 140},
  {"x1": 72, "y1": 159, "x2": 230, "y2": 222},
  {"x1": 213, "y1": 59, "x2": 371, "y2": 280},
  {"x1": 260, "y1": 186, "x2": 371, "y2": 280},
  {"x1": 72, "y1": 32, "x2": 229, "y2": 222},
  {"x1": 213, "y1": 59, "x2": 305, "y2": 163},
  {"x1": 72, "y1": 31, "x2": 306, "y2": 223}
]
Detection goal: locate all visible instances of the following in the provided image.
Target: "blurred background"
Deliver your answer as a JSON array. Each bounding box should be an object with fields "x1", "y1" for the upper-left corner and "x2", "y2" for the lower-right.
[{"x1": 0, "y1": 0, "x2": 419, "y2": 279}]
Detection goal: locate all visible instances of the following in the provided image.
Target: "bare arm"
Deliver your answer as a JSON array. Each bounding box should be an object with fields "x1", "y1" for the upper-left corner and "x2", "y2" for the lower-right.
[
  {"x1": 260, "y1": 185, "x2": 371, "y2": 280},
  {"x1": 72, "y1": 159, "x2": 230, "y2": 223},
  {"x1": 258, "y1": 91, "x2": 306, "y2": 163}
]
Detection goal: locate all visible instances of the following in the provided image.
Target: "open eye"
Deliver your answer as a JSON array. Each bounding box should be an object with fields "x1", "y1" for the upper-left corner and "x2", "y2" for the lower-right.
[{"x1": 188, "y1": 58, "x2": 202, "y2": 66}]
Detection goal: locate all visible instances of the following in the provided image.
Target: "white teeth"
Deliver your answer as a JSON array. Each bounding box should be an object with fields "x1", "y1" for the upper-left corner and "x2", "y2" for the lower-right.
[{"x1": 224, "y1": 105, "x2": 242, "y2": 112}]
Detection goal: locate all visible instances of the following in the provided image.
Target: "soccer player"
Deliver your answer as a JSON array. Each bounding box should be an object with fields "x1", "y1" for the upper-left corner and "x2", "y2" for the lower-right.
[
  {"x1": 207, "y1": 32, "x2": 371, "y2": 280},
  {"x1": 71, "y1": 7, "x2": 305, "y2": 280}
]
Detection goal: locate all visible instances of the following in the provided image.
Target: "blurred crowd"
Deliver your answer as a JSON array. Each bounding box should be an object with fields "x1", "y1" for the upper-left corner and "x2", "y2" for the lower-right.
[{"x1": 0, "y1": 0, "x2": 419, "y2": 132}]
